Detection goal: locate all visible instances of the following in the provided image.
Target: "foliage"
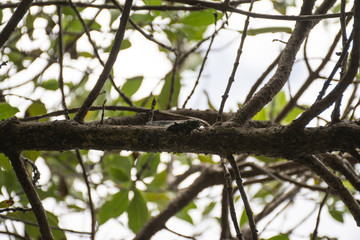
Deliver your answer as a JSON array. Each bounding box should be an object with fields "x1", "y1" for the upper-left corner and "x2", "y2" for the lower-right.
[{"x1": 0, "y1": 0, "x2": 359, "y2": 240}]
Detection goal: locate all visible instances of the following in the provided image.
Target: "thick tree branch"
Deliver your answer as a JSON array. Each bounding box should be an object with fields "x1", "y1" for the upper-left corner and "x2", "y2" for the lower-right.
[{"x1": 1, "y1": 119, "x2": 360, "y2": 158}]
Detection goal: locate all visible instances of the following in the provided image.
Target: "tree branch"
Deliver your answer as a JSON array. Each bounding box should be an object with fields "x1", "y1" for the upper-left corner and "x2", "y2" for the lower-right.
[
  {"x1": 294, "y1": 155, "x2": 360, "y2": 226},
  {"x1": 5, "y1": 152, "x2": 54, "y2": 240},
  {"x1": 73, "y1": 0, "x2": 133, "y2": 123},
  {"x1": 1, "y1": 119, "x2": 360, "y2": 158},
  {"x1": 228, "y1": 0, "x2": 319, "y2": 125},
  {"x1": 0, "y1": 0, "x2": 33, "y2": 49}
]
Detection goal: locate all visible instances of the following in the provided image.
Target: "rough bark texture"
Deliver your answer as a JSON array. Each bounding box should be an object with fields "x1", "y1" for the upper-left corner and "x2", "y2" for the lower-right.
[{"x1": 1, "y1": 116, "x2": 360, "y2": 158}]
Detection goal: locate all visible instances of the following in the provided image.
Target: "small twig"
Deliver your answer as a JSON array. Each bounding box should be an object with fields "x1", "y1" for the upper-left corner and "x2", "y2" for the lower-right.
[
  {"x1": 148, "y1": 97, "x2": 156, "y2": 124},
  {"x1": 100, "y1": 99, "x2": 107, "y2": 124},
  {"x1": 164, "y1": 226, "x2": 196, "y2": 240},
  {"x1": 20, "y1": 157, "x2": 40, "y2": 185},
  {"x1": 216, "y1": 0, "x2": 255, "y2": 122},
  {"x1": 167, "y1": 55, "x2": 179, "y2": 109},
  {"x1": 275, "y1": 19, "x2": 348, "y2": 122},
  {"x1": 75, "y1": 150, "x2": 96, "y2": 240},
  {"x1": 110, "y1": 0, "x2": 175, "y2": 52},
  {"x1": 182, "y1": 13, "x2": 218, "y2": 108},
  {"x1": 73, "y1": 0, "x2": 134, "y2": 123},
  {"x1": 220, "y1": 185, "x2": 232, "y2": 239},
  {"x1": 0, "y1": 207, "x2": 32, "y2": 213},
  {"x1": 0, "y1": 230, "x2": 27, "y2": 240},
  {"x1": 316, "y1": 30, "x2": 353, "y2": 101},
  {"x1": 331, "y1": 0, "x2": 349, "y2": 123},
  {"x1": 295, "y1": 155, "x2": 360, "y2": 226},
  {"x1": 226, "y1": 155, "x2": 258, "y2": 240},
  {"x1": 291, "y1": 0, "x2": 360, "y2": 128},
  {"x1": 311, "y1": 190, "x2": 330, "y2": 240},
  {"x1": 0, "y1": 214, "x2": 92, "y2": 235},
  {"x1": 57, "y1": 5, "x2": 70, "y2": 120},
  {"x1": 220, "y1": 157, "x2": 244, "y2": 240},
  {"x1": 68, "y1": 0, "x2": 134, "y2": 106},
  {"x1": 244, "y1": 54, "x2": 281, "y2": 103}
]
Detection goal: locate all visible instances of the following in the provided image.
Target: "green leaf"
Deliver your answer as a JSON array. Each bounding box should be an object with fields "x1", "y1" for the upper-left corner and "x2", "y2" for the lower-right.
[
  {"x1": 143, "y1": 0, "x2": 162, "y2": 5},
  {"x1": 109, "y1": 166, "x2": 130, "y2": 182},
  {"x1": 243, "y1": 27, "x2": 292, "y2": 36},
  {"x1": 143, "y1": 191, "x2": 170, "y2": 209},
  {"x1": 78, "y1": 51, "x2": 94, "y2": 58},
  {"x1": 148, "y1": 169, "x2": 167, "y2": 189},
  {"x1": 175, "y1": 201, "x2": 197, "y2": 224},
  {"x1": 198, "y1": 154, "x2": 215, "y2": 164},
  {"x1": 121, "y1": 76, "x2": 143, "y2": 97},
  {"x1": 282, "y1": 106, "x2": 304, "y2": 124},
  {"x1": 267, "y1": 234, "x2": 290, "y2": 240},
  {"x1": 240, "y1": 208, "x2": 248, "y2": 227},
  {"x1": 202, "y1": 201, "x2": 216, "y2": 217},
  {"x1": 25, "y1": 102, "x2": 47, "y2": 121},
  {"x1": 253, "y1": 107, "x2": 267, "y2": 121},
  {"x1": 128, "y1": 190, "x2": 150, "y2": 233},
  {"x1": 136, "y1": 153, "x2": 160, "y2": 179},
  {"x1": 328, "y1": 205, "x2": 344, "y2": 223},
  {"x1": 0, "y1": 102, "x2": 19, "y2": 120},
  {"x1": 103, "y1": 155, "x2": 132, "y2": 182},
  {"x1": 121, "y1": 39, "x2": 132, "y2": 50},
  {"x1": 0, "y1": 153, "x2": 11, "y2": 171},
  {"x1": 272, "y1": 0, "x2": 296, "y2": 15},
  {"x1": 131, "y1": 14, "x2": 155, "y2": 26},
  {"x1": 23, "y1": 150, "x2": 42, "y2": 162},
  {"x1": 98, "y1": 191, "x2": 129, "y2": 225},
  {"x1": 158, "y1": 73, "x2": 181, "y2": 109},
  {"x1": 179, "y1": 10, "x2": 221, "y2": 27},
  {"x1": 41, "y1": 79, "x2": 59, "y2": 91},
  {"x1": 110, "y1": 9, "x2": 121, "y2": 25}
]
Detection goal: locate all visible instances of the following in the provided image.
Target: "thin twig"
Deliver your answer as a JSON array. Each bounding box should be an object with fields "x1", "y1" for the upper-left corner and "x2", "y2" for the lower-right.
[
  {"x1": 295, "y1": 155, "x2": 360, "y2": 226},
  {"x1": 244, "y1": 54, "x2": 281, "y2": 103},
  {"x1": 0, "y1": 0, "x2": 354, "y2": 21},
  {"x1": 73, "y1": 0, "x2": 134, "y2": 123},
  {"x1": 0, "y1": 214, "x2": 91, "y2": 235},
  {"x1": 68, "y1": 0, "x2": 134, "y2": 106},
  {"x1": 311, "y1": 190, "x2": 330, "y2": 240},
  {"x1": 216, "y1": 0, "x2": 255, "y2": 122},
  {"x1": 227, "y1": 155, "x2": 258, "y2": 240},
  {"x1": 220, "y1": 185, "x2": 232, "y2": 239},
  {"x1": 221, "y1": 157, "x2": 244, "y2": 240},
  {"x1": 316, "y1": 30, "x2": 353, "y2": 101},
  {"x1": 331, "y1": 0, "x2": 349, "y2": 123},
  {"x1": 75, "y1": 150, "x2": 96, "y2": 240},
  {"x1": 110, "y1": 0, "x2": 175, "y2": 52},
  {"x1": 291, "y1": 0, "x2": 360, "y2": 128},
  {"x1": 182, "y1": 13, "x2": 218, "y2": 108},
  {"x1": 57, "y1": 5, "x2": 70, "y2": 119},
  {"x1": 167, "y1": 55, "x2": 179, "y2": 109}
]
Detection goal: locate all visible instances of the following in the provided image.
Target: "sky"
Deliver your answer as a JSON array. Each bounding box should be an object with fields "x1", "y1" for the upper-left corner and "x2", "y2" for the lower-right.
[{"x1": 1, "y1": 0, "x2": 360, "y2": 239}]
